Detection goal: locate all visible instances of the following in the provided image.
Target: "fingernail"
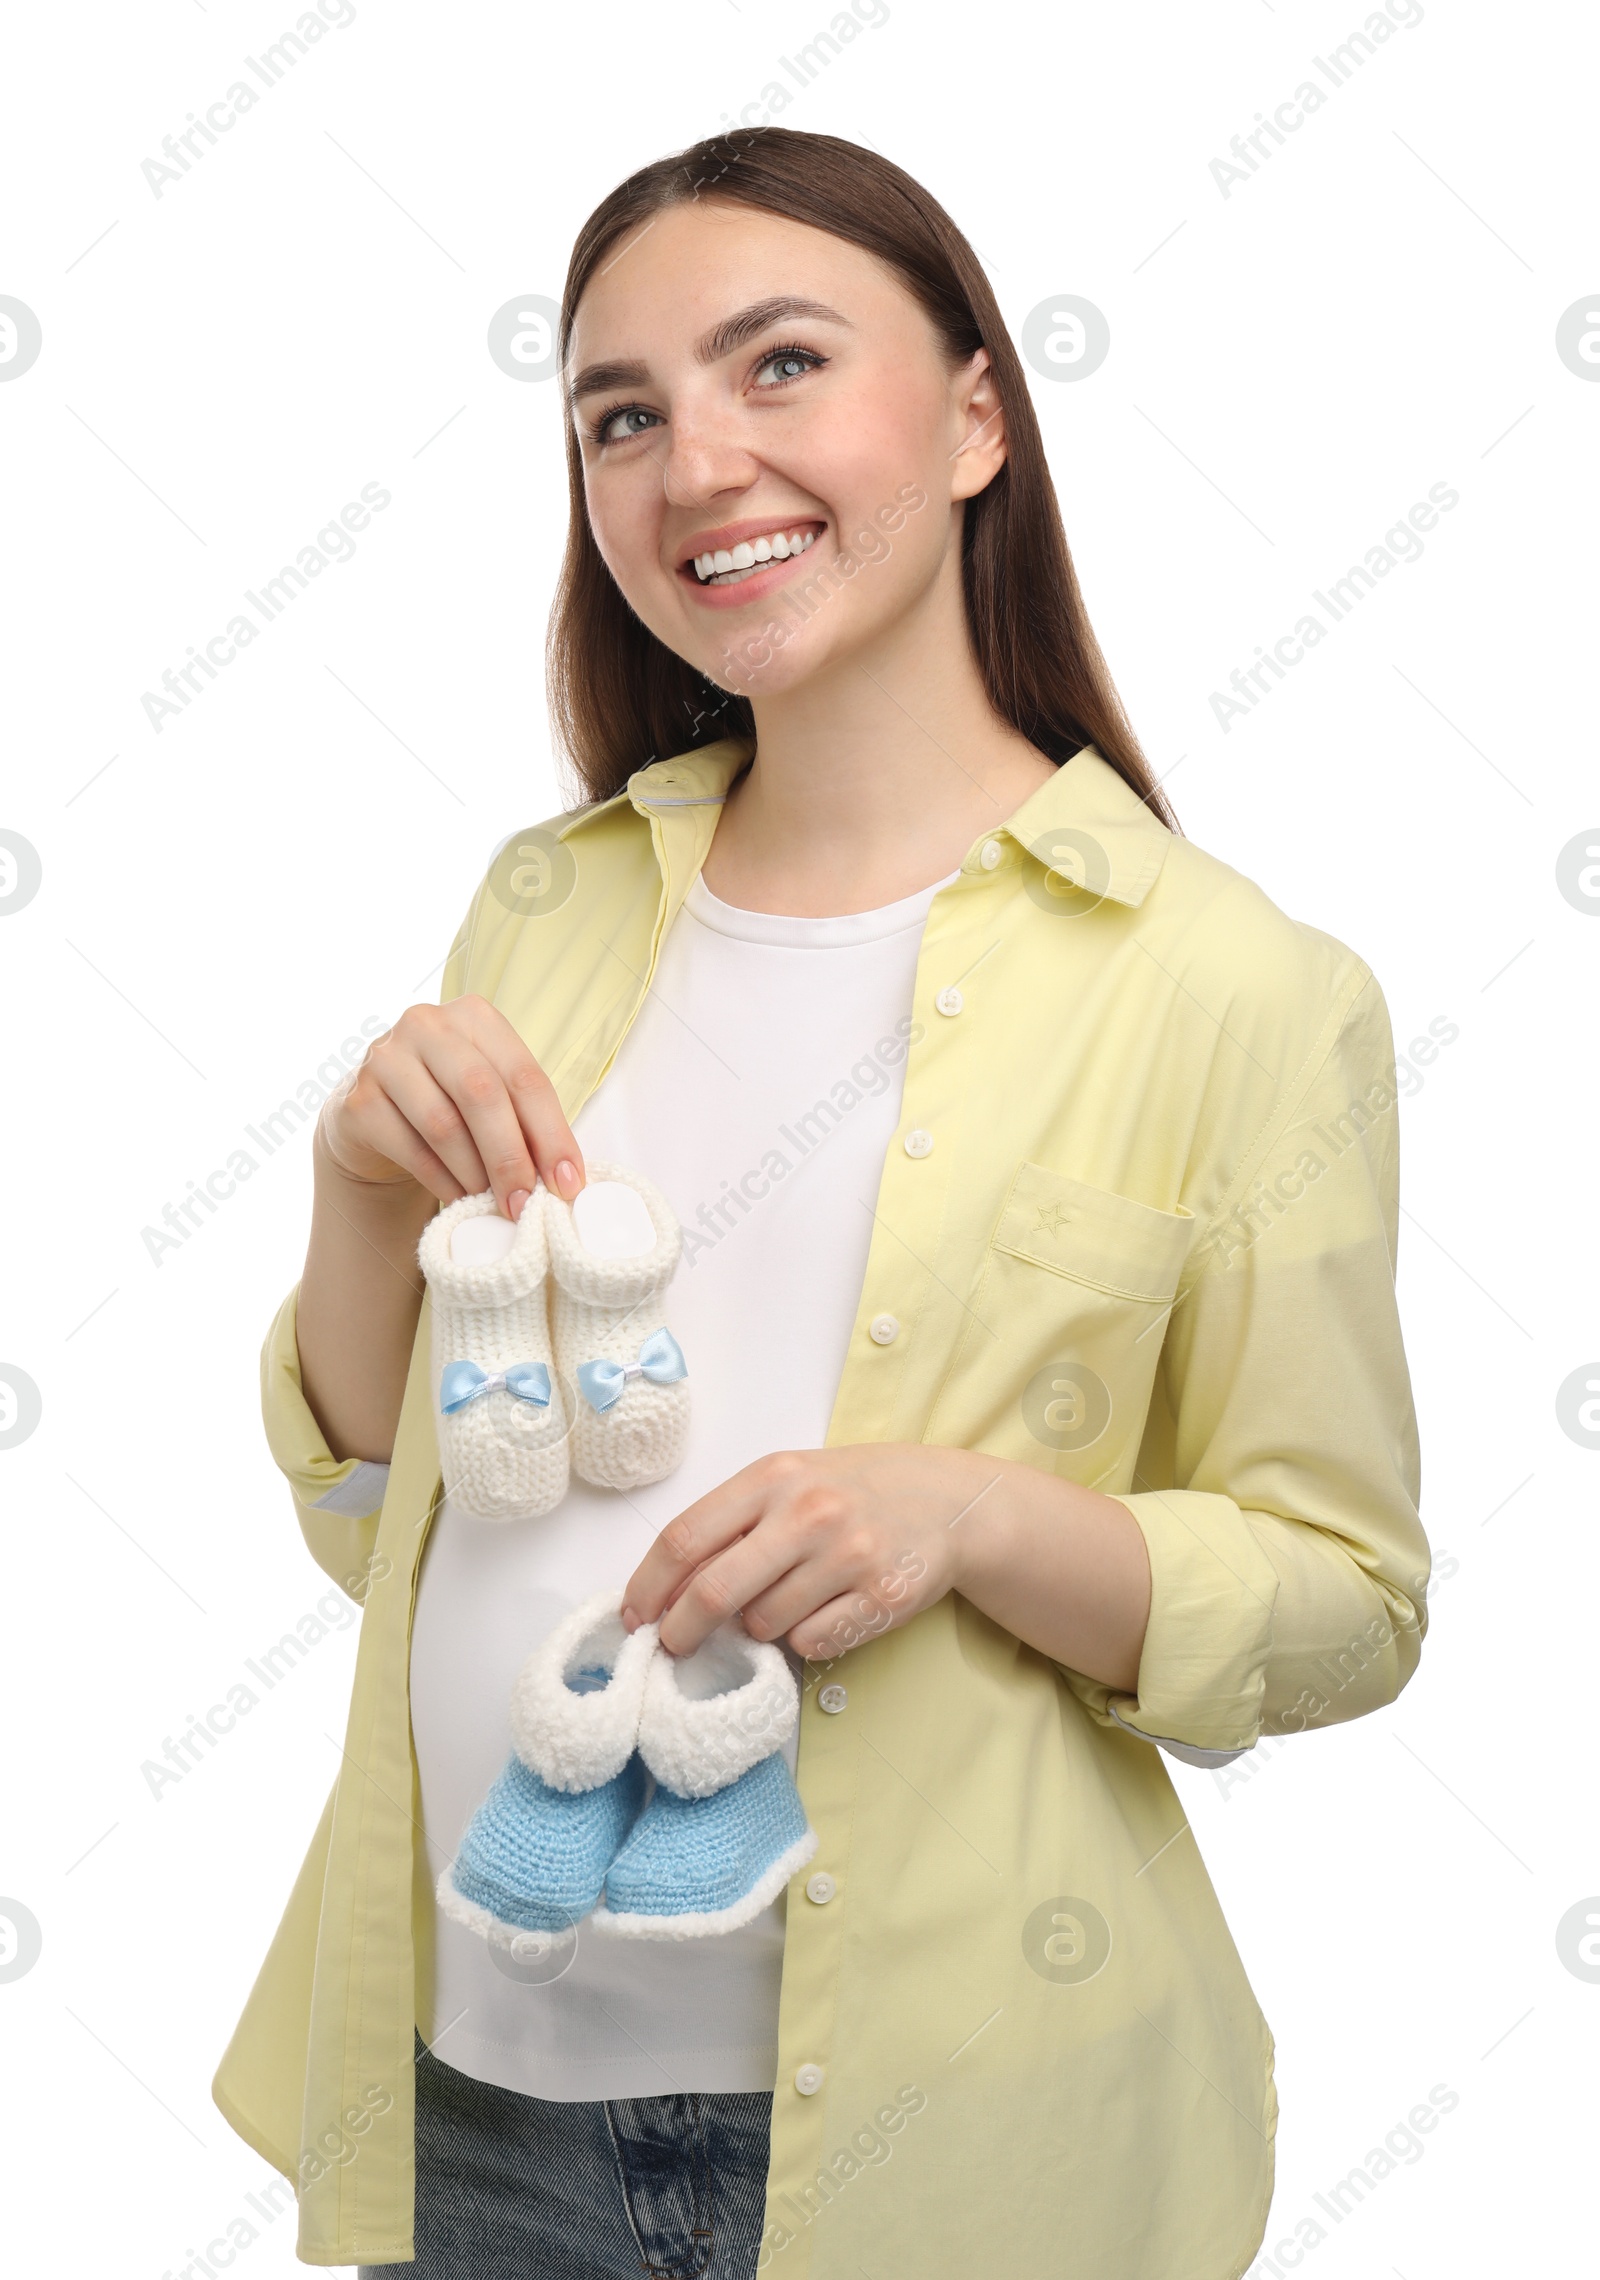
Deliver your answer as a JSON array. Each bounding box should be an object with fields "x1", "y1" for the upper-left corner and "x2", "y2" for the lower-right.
[
  {"x1": 555, "y1": 1158, "x2": 580, "y2": 1195},
  {"x1": 620, "y1": 1604, "x2": 638, "y2": 1630},
  {"x1": 507, "y1": 1188, "x2": 530, "y2": 1221}
]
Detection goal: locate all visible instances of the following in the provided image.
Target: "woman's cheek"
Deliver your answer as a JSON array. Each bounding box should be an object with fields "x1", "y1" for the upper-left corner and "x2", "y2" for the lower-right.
[{"x1": 582, "y1": 479, "x2": 665, "y2": 617}]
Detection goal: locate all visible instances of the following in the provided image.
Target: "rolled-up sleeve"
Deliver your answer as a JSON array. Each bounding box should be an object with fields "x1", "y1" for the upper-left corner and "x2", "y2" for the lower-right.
[
  {"x1": 260, "y1": 1284, "x2": 391, "y2": 1598},
  {"x1": 1071, "y1": 970, "x2": 1430, "y2": 1755}
]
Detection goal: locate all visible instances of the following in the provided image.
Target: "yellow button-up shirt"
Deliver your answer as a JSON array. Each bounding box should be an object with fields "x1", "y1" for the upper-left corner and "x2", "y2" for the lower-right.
[{"x1": 213, "y1": 738, "x2": 1428, "y2": 2276}]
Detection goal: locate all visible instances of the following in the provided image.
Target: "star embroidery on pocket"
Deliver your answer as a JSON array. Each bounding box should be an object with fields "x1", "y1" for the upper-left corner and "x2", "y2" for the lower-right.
[{"x1": 1033, "y1": 1201, "x2": 1072, "y2": 1237}]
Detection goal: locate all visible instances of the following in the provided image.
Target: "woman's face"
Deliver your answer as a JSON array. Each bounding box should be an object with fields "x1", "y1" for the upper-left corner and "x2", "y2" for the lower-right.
[{"x1": 566, "y1": 200, "x2": 1003, "y2": 700}]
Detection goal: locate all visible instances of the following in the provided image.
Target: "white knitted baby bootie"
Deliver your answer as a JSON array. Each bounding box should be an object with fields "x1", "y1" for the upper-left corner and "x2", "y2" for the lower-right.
[
  {"x1": 541, "y1": 1165, "x2": 689, "y2": 1492},
  {"x1": 418, "y1": 1189, "x2": 568, "y2": 1520}
]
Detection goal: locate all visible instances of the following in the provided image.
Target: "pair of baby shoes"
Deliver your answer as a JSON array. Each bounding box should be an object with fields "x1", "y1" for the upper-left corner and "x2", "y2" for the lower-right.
[
  {"x1": 417, "y1": 1164, "x2": 689, "y2": 1519},
  {"x1": 439, "y1": 1591, "x2": 817, "y2": 1951}
]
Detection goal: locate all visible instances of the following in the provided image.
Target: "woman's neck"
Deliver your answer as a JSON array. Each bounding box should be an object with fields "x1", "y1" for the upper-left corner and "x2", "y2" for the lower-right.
[{"x1": 699, "y1": 566, "x2": 1057, "y2": 919}]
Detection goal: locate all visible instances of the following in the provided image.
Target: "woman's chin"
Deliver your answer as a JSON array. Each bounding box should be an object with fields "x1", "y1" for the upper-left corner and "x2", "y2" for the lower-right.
[{"x1": 701, "y1": 639, "x2": 826, "y2": 705}]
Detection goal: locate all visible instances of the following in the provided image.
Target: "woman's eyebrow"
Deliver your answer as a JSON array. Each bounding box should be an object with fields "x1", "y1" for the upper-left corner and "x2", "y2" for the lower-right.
[
  {"x1": 567, "y1": 297, "x2": 851, "y2": 406},
  {"x1": 567, "y1": 355, "x2": 650, "y2": 405},
  {"x1": 693, "y1": 295, "x2": 852, "y2": 363}
]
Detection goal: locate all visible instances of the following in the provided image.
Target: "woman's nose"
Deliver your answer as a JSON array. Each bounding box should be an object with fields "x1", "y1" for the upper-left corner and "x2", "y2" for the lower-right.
[{"x1": 659, "y1": 402, "x2": 760, "y2": 513}]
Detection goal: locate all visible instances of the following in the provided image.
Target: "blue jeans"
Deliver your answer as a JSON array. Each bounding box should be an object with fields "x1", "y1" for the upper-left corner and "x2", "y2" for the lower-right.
[{"x1": 360, "y1": 2034, "x2": 772, "y2": 2278}]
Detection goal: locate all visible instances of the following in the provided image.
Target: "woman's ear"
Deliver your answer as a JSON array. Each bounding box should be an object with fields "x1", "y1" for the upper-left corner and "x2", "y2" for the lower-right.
[{"x1": 949, "y1": 349, "x2": 1007, "y2": 503}]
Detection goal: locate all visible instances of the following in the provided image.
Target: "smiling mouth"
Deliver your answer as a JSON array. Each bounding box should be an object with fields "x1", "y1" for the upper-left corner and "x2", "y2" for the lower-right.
[{"x1": 687, "y1": 526, "x2": 822, "y2": 585}]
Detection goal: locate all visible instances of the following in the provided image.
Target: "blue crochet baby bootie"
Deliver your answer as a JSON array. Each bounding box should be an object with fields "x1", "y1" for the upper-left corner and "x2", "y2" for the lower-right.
[
  {"x1": 438, "y1": 1590, "x2": 659, "y2": 1955},
  {"x1": 446, "y1": 1752, "x2": 646, "y2": 1947},
  {"x1": 592, "y1": 1623, "x2": 817, "y2": 1940}
]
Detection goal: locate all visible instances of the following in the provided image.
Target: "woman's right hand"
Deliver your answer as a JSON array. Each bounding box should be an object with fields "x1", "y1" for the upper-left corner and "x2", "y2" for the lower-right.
[{"x1": 316, "y1": 994, "x2": 584, "y2": 1222}]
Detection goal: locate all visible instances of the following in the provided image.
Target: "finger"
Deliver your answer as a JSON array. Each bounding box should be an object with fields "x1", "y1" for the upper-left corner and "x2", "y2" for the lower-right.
[
  {"x1": 621, "y1": 1461, "x2": 786, "y2": 1627},
  {"x1": 331, "y1": 1086, "x2": 469, "y2": 1206},
  {"x1": 773, "y1": 1581, "x2": 906, "y2": 1664},
  {"x1": 652, "y1": 1531, "x2": 820, "y2": 1659},
  {"x1": 368, "y1": 1046, "x2": 495, "y2": 1202},
  {"x1": 407, "y1": 1022, "x2": 549, "y2": 1216},
  {"x1": 454, "y1": 997, "x2": 585, "y2": 1205},
  {"x1": 650, "y1": 1496, "x2": 863, "y2": 1657},
  {"x1": 733, "y1": 1526, "x2": 887, "y2": 1651}
]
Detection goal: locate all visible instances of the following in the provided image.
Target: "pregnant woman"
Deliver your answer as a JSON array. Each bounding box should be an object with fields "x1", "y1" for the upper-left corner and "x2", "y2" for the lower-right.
[{"x1": 213, "y1": 129, "x2": 1430, "y2": 2280}]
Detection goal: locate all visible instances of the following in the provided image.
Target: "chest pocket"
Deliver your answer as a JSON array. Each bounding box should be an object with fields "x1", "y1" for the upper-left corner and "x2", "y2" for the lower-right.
[{"x1": 926, "y1": 1161, "x2": 1194, "y2": 1489}]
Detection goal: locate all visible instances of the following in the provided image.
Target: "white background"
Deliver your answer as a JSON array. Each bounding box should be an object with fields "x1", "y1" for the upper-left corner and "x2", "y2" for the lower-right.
[{"x1": 1, "y1": 1, "x2": 1595, "y2": 2273}]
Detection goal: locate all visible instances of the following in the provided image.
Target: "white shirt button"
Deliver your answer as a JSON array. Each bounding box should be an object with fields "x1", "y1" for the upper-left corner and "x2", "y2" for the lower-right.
[
  {"x1": 818, "y1": 1683, "x2": 848, "y2": 1714},
  {"x1": 868, "y1": 1313, "x2": 899, "y2": 1345},
  {"x1": 935, "y1": 986, "x2": 964, "y2": 1016},
  {"x1": 805, "y1": 1872, "x2": 837, "y2": 1904},
  {"x1": 979, "y1": 839, "x2": 1002, "y2": 870},
  {"x1": 903, "y1": 1129, "x2": 934, "y2": 1158},
  {"x1": 794, "y1": 2062, "x2": 826, "y2": 2095}
]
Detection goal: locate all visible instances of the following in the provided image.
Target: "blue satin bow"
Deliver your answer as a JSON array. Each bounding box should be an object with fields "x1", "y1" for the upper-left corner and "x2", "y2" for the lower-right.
[
  {"x1": 576, "y1": 1328, "x2": 687, "y2": 1415},
  {"x1": 439, "y1": 1360, "x2": 552, "y2": 1415}
]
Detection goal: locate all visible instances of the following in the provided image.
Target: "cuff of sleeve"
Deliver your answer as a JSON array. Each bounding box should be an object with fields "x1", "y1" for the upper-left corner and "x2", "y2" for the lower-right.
[
  {"x1": 312, "y1": 1460, "x2": 391, "y2": 1518},
  {"x1": 260, "y1": 1284, "x2": 389, "y2": 1520},
  {"x1": 1106, "y1": 1702, "x2": 1251, "y2": 1769},
  {"x1": 1105, "y1": 1488, "x2": 1281, "y2": 1755}
]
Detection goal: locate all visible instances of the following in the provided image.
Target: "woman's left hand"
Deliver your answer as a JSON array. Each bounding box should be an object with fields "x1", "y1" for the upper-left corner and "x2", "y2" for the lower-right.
[
  {"x1": 621, "y1": 1441, "x2": 1154, "y2": 1687},
  {"x1": 619, "y1": 1443, "x2": 1004, "y2": 1662}
]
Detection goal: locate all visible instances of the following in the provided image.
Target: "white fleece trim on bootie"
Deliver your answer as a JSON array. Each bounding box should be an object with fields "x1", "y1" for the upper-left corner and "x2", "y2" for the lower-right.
[
  {"x1": 507, "y1": 1589, "x2": 661, "y2": 1793},
  {"x1": 435, "y1": 1861, "x2": 578, "y2": 1953},
  {"x1": 418, "y1": 1186, "x2": 569, "y2": 1523},
  {"x1": 637, "y1": 1623, "x2": 799, "y2": 1801},
  {"x1": 588, "y1": 1826, "x2": 819, "y2": 1942}
]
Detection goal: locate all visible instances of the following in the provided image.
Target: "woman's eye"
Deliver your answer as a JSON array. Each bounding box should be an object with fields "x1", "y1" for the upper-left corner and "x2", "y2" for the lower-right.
[
  {"x1": 753, "y1": 349, "x2": 822, "y2": 388},
  {"x1": 597, "y1": 406, "x2": 662, "y2": 446}
]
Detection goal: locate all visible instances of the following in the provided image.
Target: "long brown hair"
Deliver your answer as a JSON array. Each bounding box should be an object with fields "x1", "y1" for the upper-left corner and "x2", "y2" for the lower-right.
[{"x1": 548, "y1": 129, "x2": 1178, "y2": 830}]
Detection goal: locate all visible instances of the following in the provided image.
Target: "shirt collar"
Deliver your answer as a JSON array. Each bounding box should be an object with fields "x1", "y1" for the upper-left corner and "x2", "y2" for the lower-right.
[
  {"x1": 555, "y1": 738, "x2": 753, "y2": 837},
  {"x1": 557, "y1": 737, "x2": 1173, "y2": 909},
  {"x1": 976, "y1": 745, "x2": 1174, "y2": 907}
]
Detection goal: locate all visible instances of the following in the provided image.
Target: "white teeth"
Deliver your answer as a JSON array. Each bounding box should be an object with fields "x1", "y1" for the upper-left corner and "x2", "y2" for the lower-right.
[{"x1": 689, "y1": 526, "x2": 820, "y2": 581}]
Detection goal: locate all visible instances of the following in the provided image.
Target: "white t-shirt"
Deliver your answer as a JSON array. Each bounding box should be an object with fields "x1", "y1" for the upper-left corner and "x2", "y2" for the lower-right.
[{"x1": 409, "y1": 866, "x2": 949, "y2": 2100}]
